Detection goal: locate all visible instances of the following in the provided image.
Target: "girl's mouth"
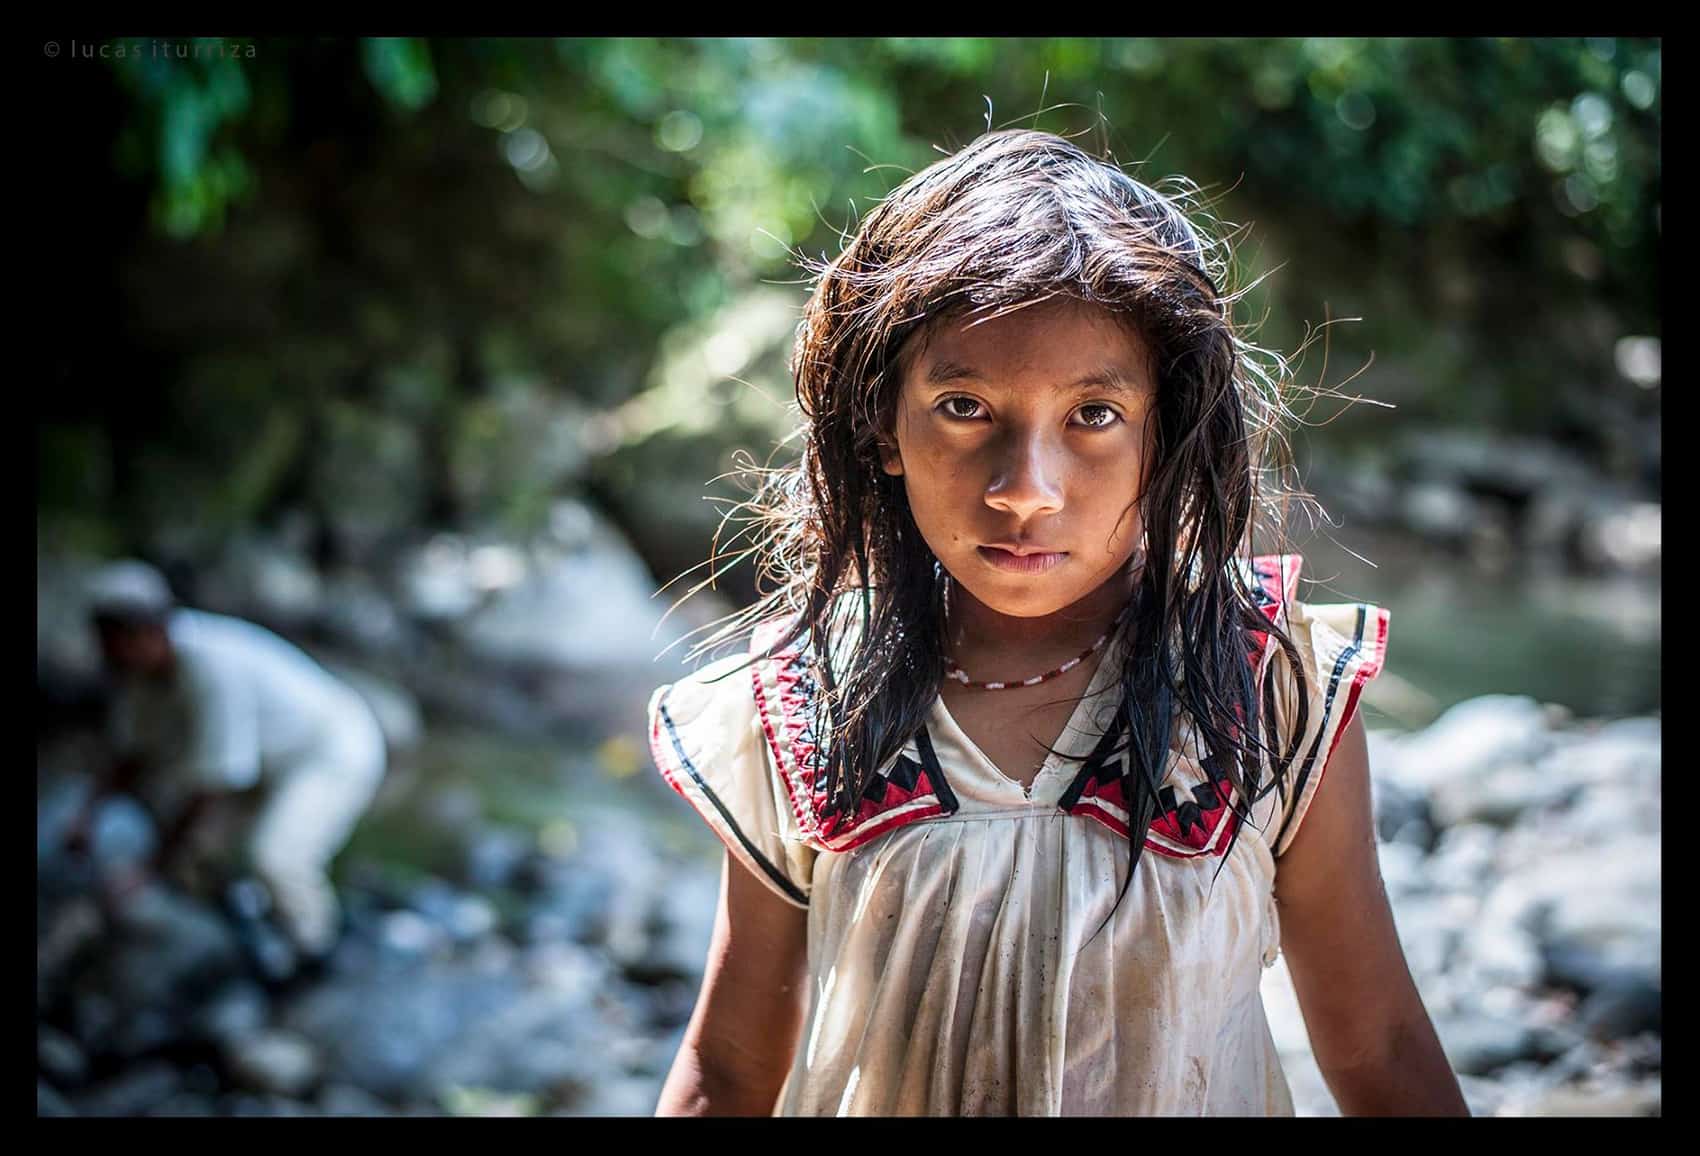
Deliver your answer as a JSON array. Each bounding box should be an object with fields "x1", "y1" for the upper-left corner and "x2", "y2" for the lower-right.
[{"x1": 977, "y1": 546, "x2": 1068, "y2": 574}]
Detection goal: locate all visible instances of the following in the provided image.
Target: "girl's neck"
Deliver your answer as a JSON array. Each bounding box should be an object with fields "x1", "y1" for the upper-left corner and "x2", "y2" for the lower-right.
[{"x1": 944, "y1": 567, "x2": 1138, "y2": 662}]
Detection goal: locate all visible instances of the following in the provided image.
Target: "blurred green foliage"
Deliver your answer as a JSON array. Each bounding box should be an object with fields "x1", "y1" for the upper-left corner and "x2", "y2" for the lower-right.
[{"x1": 42, "y1": 37, "x2": 1659, "y2": 587}]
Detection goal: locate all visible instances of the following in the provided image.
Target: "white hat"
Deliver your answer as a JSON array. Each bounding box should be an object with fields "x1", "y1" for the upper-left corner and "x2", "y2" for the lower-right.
[{"x1": 86, "y1": 559, "x2": 175, "y2": 623}]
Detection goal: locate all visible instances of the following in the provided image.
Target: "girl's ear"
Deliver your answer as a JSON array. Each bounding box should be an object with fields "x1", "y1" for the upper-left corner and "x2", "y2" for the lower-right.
[{"x1": 878, "y1": 436, "x2": 904, "y2": 477}]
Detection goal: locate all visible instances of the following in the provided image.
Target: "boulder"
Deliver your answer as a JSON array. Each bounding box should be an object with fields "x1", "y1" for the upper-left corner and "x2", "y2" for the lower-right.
[{"x1": 225, "y1": 1029, "x2": 322, "y2": 1098}]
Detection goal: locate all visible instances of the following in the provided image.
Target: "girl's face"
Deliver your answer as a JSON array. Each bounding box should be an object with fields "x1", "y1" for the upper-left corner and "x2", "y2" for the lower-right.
[{"x1": 881, "y1": 299, "x2": 1158, "y2": 620}]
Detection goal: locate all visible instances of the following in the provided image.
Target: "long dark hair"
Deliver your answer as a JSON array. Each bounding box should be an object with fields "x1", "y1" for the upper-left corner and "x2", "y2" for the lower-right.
[{"x1": 689, "y1": 128, "x2": 1314, "y2": 920}]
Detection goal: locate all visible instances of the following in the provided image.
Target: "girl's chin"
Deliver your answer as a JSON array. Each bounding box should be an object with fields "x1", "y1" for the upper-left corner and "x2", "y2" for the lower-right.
[{"x1": 947, "y1": 577, "x2": 1089, "y2": 621}]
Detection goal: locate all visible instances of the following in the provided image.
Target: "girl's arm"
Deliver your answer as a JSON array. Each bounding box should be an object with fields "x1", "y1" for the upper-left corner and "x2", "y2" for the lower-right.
[
  {"x1": 654, "y1": 850, "x2": 812, "y2": 1116},
  {"x1": 1273, "y1": 713, "x2": 1471, "y2": 1116}
]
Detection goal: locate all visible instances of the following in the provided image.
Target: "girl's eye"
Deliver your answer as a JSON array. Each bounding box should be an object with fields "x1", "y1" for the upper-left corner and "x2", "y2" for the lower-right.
[
  {"x1": 940, "y1": 396, "x2": 984, "y2": 420},
  {"x1": 1074, "y1": 403, "x2": 1122, "y2": 429}
]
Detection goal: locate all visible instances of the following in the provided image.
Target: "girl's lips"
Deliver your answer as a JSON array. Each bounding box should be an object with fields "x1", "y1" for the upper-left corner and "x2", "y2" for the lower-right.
[{"x1": 977, "y1": 545, "x2": 1068, "y2": 573}]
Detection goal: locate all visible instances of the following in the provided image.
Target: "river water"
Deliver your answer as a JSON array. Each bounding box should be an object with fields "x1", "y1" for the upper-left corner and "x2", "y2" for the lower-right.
[{"x1": 1290, "y1": 526, "x2": 1660, "y2": 727}]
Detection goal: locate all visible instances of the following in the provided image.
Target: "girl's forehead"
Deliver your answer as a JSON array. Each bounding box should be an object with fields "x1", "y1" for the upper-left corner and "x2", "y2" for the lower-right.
[{"x1": 903, "y1": 301, "x2": 1155, "y2": 387}]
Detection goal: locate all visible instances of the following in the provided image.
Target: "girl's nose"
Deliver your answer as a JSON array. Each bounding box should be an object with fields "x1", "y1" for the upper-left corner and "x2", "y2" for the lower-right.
[{"x1": 984, "y1": 429, "x2": 1065, "y2": 521}]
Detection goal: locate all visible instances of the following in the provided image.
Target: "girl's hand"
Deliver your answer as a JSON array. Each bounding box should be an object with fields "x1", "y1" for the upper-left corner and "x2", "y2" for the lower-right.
[{"x1": 1273, "y1": 714, "x2": 1471, "y2": 1116}]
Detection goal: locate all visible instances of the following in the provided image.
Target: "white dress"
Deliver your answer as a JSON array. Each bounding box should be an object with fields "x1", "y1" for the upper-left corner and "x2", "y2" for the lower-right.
[{"x1": 648, "y1": 555, "x2": 1389, "y2": 1116}]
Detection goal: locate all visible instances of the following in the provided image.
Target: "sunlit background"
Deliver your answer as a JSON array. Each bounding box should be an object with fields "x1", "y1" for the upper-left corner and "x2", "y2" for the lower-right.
[{"x1": 38, "y1": 37, "x2": 1659, "y2": 1117}]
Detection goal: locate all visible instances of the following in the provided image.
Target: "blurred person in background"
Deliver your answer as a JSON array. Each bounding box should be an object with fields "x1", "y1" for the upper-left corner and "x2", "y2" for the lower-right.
[{"x1": 63, "y1": 560, "x2": 387, "y2": 965}]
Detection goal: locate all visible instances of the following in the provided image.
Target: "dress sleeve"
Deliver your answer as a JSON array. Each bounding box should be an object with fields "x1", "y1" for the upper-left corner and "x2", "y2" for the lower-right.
[
  {"x1": 1261, "y1": 596, "x2": 1390, "y2": 858},
  {"x1": 647, "y1": 652, "x2": 818, "y2": 909}
]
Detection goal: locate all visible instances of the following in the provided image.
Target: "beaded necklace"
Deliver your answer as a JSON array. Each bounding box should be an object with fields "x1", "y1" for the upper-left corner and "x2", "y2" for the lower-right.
[{"x1": 944, "y1": 602, "x2": 1131, "y2": 691}]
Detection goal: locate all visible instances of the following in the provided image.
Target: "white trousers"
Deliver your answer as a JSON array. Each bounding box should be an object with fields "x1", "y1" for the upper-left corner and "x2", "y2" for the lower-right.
[{"x1": 244, "y1": 701, "x2": 386, "y2": 956}]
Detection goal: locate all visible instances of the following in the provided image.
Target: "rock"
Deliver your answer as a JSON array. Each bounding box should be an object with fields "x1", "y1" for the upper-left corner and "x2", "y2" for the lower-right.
[
  {"x1": 1386, "y1": 894, "x2": 1468, "y2": 984},
  {"x1": 1577, "y1": 500, "x2": 1661, "y2": 574},
  {"x1": 396, "y1": 534, "x2": 487, "y2": 622},
  {"x1": 225, "y1": 1029, "x2": 322, "y2": 1098},
  {"x1": 463, "y1": 936, "x2": 519, "y2": 975},
  {"x1": 1390, "y1": 817, "x2": 1437, "y2": 852},
  {"x1": 566, "y1": 1074, "x2": 660, "y2": 1117},
  {"x1": 60, "y1": 885, "x2": 247, "y2": 1059},
  {"x1": 1534, "y1": 716, "x2": 1660, "y2": 798},
  {"x1": 38, "y1": 1079, "x2": 76, "y2": 1117},
  {"x1": 1457, "y1": 923, "x2": 1545, "y2": 990},
  {"x1": 1520, "y1": 1077, "x2": 1660, "y2": 1117},
  {"x1": 205, "y1": 534, "x2": 325, "y2": 630},
  {"x1": 1545, "y1": 938, "x2": 1662, "y2": 996},
  {"x1": 1541, "y1": 845, "x2": 1661, "y2": 979},
  {"x1": 318, "y1": 572, "x2": 408, "y2": 656},
  {"x1": 1575, "y1": 979, "x2": 1661, "y2": 1041},
  {"x1": 1454, "y1": 1073, "x2": 1513, "y2": 1118},
  {"x1": 144, "y1": 1093, "x2": 219, "y2": 1116},
  {"x1": 1398, "y1": 429, "x2": 1594, "y2": 496},
  {"x1": 405, "y1": 878, "x2": 497, "y2": 942},
  {"x1": 643, "y1": 978, "x2": 699, "y2": 1033},
  {"x1": 378, "y1": 910, "x2": 449, "y2": 959},
  {"x1": 634, "y1": 864, "x2": 718, "y2": 983},
  {"x1": 1330, "y1": 458, "x2": 1398, "y2": 525},
  {"x1": 70, "y1": 1060, "x2": 184, "y2": 1117},
  {"x1": 279, "y1": 965, "x2": 525, "y2": 1101},
  {"x1": 464, "y1": 826, "x2": 532, "y2": 892},
  {"x1": 86, "y1": 795, "x2": 161, "y2": 873},
  {"x1": 521, "y1": 862, "x2": 615, "y2": 946},
  {"x1": 1369, "y1": 772, "x2": 1430, "y2": 844},
  {"x1": 1426, "y1": 823, "x2": 1501, "y2": 893},
  {"x1": 1618, "y1": 1032, "x2": 1662, "y2": 1075},
  {"x1": 37, "y1": 897, "x2": 104, "y2": 1006},
  {"x1": 1429, "y1": 763, "x2": 1582, "y2": 828},
  {"x1": 523, "y1": 941, "x2": 613, "y2": 1002},
  {"x1": 448, "y1": 896, "x2": 499, "y2": 942},
  {"x1": 112, "y1": 1008, "x2": 180, "y2": 1058},
  {"x1": 222, "y1": 1093, "x2": 322, "y2": 1116},
  {"x1": 1479, "y1": 836, "x2": 1659, "y2": 994},
  {"x1": 1559, "y1": 789, "x2": 1660, "y2": 841},
  {"x1": 1382, "y1": 696, "x2": 1554, "y2": 795},
  {"x1": 1401, "y1": 481, "x2": 1479, "y2": 544},
  {"x1": 70, "y1": 992, "x2": 119, "y2": 1054},
  {"x1": 191, "y1": 979, "x2": 272, "y2": 1046},
  {"x1": 38, "y1": 1025, "x2": 88, "y2": 1087},
  {"x1": 1434, "y1": 1011, "x2": 1540, "y2": 1076},
  {"x1": 106, "y1": 884, "x2": 248, "y2": 997},
  {"x1": 421, "y1": 984, "x2": 609, "y2": 1102},
  {"x1": 318, "y1": 1082, "x2": 394, "y2": 1117},
  {"x1": 451, "y1": 501, "x2": 688, "y2": 676},
  {"x1": 37, "y1": 772, "x2": 95, "y2": 868}
]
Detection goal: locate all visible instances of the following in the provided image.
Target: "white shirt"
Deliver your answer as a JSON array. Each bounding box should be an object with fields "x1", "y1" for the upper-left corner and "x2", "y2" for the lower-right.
[
  {"x1": 648, "y1": 555, "x2": 1390, "y2": 1115},
  {"x1": 110, "y1": 609, "x2": 374, "y2": 793}
]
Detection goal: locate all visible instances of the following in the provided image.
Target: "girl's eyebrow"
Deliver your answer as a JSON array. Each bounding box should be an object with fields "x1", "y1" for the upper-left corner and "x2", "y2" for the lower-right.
[{"x1": 924, "y1": 359, "x2": 1143, "y2": 396}]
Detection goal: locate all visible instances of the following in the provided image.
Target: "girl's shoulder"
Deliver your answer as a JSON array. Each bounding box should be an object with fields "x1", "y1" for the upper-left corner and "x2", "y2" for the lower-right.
[
  {"x1": 745, "y1": 601, "x2": 961, "y2": 853},
  {"x1": 1238, "y1": 553, "x2": 1392, "y2": 858},
  {"x1": 1239, "y1": 553, "x2": 1388, "y2": 678},
  {"x1": 647, "y1": 640, "x2": 817, "y2": 909},
  {"x1": 648, "y1": 595, "x2": 956, "y2": 875}
]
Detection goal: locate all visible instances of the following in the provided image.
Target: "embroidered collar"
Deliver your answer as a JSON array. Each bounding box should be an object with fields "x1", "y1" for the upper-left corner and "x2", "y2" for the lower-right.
[{"x1": 748, "y1": 555, "x2": 1300, "y2": 856}]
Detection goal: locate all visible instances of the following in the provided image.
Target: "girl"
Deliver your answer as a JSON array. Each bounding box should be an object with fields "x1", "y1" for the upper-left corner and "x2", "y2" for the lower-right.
[{"x1": 647, "y1": 129, "x2": 1467, "y2": 1116}]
